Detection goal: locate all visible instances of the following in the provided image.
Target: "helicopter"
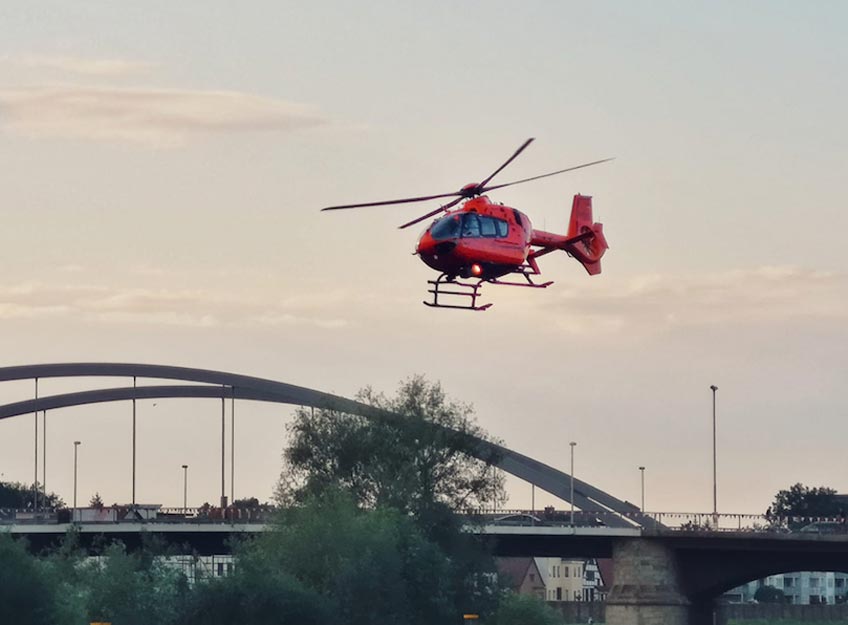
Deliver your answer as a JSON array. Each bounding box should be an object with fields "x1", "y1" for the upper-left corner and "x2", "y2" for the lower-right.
[{"x1": 321, "y1": 138, "x2": 612, "y2": 311}]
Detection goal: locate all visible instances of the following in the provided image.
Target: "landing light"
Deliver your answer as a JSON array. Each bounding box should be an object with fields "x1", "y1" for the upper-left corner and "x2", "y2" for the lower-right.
[{"x1": 471, "y1": 263, "x2": 483, "y2": 276}]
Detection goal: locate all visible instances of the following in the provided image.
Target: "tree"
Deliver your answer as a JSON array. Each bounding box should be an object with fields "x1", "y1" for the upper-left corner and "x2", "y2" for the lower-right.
[
  {"x1": 491, "y1": 592, "x2": 562, "y2": 625},
  {"x1": 277, "y1": 375, "x2": 505, "y2": 520},
  {"x1": 179, "y1": 569, "x2": 331, "y2": 625},
  {"x1": 89, "y1": 492, "x2": 104, "y2": 509},
  {"x1": 766, "y1": 483, "x2": 841, "y2": 529},
  {"x1": 0, "y1": 534, "x2": 61, "y2": 625},
  {"x1": 0, "y1": 481, "x2": 64, "y2": 509},
  {"x1": 245, "y1": 491, "x2": 484, "y2": 625},
  {"x1": 82, "y1": 542, "x2": 188, "y2": 625},
  {"x1": 754, "y1": 585, "x2": 787, "y2": 604}
]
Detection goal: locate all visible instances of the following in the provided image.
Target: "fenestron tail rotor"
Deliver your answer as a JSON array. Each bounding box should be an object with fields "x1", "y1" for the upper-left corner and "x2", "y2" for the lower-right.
[{"x1": 319, "y1": 139, "x2": 613, "y2": 228}]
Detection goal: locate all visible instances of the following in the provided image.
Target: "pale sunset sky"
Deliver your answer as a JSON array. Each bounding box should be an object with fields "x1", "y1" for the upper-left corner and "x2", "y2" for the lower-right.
[{"x1": 0, "y1": 1, "x2": 845, "y2": 515}]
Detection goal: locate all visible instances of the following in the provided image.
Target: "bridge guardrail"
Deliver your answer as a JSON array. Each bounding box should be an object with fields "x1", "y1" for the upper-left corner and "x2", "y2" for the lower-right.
[{"x1": 3, "y1": 507, "x2": 846, "y2": 534}]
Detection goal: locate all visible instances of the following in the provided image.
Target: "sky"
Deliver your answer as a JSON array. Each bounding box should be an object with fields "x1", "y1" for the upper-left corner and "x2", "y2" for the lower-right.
[{"x1": 0, "y1": 1, "x2": 845, "y2": 516}]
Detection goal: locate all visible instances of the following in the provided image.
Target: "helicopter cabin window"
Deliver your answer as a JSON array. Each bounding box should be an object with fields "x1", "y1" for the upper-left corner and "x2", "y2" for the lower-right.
[
  {"x1": 459, "y1": 214, "x2": 509, "y2": 238},
  {"x1": 480, "y1": 216, "x2": 497, "y2": 237},
  {"x1": 479, "y1": 216, "x2": 509, "y2": 237},
  {"x1": 430, "y1": 215, "x2": 461, "y2": 240},
  {"x1": 460, "y1": 213, "x2": 481, "y2": 238}
]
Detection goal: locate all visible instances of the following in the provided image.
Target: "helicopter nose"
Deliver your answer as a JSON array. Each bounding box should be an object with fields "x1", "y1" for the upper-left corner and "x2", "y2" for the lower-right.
[{"x1": 417, "y1": 235, "x2": 456, "y2": 258}]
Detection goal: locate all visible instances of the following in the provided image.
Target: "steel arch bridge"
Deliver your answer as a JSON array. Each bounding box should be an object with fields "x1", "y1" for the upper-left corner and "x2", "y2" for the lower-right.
[{"x1": 0, "y1": 363, "x2": 650, "y2": 527}]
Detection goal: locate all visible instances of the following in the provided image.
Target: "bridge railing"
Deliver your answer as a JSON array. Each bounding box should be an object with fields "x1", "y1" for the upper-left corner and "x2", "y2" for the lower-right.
[
  {"x1": 0, "y1": 506, "x2": 275, "y2": 525},
  {"x1": 464, "y1": 509, "x2": 848, "y2": 534},
  {"x1": 3, "y1": 507, "x2": 846, "y2": 534}
]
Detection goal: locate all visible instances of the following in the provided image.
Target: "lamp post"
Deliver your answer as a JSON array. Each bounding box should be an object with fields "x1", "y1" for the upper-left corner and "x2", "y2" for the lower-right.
[
  {"x1": 639, "y1": 466, "x2": 646, "y2": 511},
  {"x1": 73, "y1": 441, "x2": 81, "y2": 521},
  {"x1": 569, "y1": 441, "x2": 577, "y2": 526},
  {"x1": 710, "y1": 384, "x2": 718, "y2": 525},
  {"x1": 182, "y1": 464, "x2": 188, "y2": 514}
]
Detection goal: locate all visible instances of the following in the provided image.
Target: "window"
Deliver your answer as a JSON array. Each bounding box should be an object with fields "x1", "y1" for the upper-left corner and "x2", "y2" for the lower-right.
[
  {"x1": 785, "y1": 577, "x2": 795, "y2": 588},
  {"x1": 556, "y1": 588, "x2": 562, "y2": 601},
  {"x1": 564, "y1": 567, "x2": 569, "y2": 577},
  {"x1": 811, "y1": 578, "x2": 820, "y2": 588},
  {"x1": 461, "y1": 214, "x2": 481, "y2": 238},
  {"x1": 430, "y1": 215, "x2": 461, "y2": 240},
  {"x1": 586, "y1": 571, "x2": 595, "y2": 582},
  {"x1": 477, "y1": 216, "x2": 509, "y2": 237}
]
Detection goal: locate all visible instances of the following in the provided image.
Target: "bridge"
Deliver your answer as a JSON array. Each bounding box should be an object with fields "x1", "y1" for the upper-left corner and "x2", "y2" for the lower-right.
[{"x1": 1, "y1": 363, "x2": 846, "y2": 625}]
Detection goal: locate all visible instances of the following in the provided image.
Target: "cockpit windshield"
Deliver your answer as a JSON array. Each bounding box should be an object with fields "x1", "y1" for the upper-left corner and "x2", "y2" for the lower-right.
[
  {"x1": 430, "y1": 213, "x2": 509, "y2": 240},
  {"x1": 430, "y1": 215, "x2": 461, "y2": 240}
]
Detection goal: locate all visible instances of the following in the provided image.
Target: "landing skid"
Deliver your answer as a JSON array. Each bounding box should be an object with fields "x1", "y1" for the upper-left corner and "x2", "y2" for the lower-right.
[
  {"x1": 424, "y1": 275, "x2": 492, "y2": 311},
  {"x1": 490, "y1": 273, "x2": 553, "y2": 288}
]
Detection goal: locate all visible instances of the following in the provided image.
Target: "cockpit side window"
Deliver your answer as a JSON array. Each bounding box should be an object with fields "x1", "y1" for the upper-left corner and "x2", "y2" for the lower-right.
[
  {"x1": 430, "y1": 215, "x2": 461, "y2": 240},
  {"x1": 478, "y1": 216, "x2": 509, "y2": 237},
  {"x1": 480, "y1": 216, "x2": 497, "y2": 237},
  {"x1": 461, "y1": 213, "x2": 481, "y2": 238}
]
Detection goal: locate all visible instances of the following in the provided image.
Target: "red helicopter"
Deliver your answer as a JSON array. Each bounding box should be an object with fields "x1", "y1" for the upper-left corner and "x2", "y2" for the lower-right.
[{"x1": 322, "y1": 138, "x2": 612, "y2": 311}]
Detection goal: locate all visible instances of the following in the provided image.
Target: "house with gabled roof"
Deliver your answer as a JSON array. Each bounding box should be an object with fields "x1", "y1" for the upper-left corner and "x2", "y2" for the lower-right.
[{"x1": 495, "y1": 557, "x2": 546, "y2": 599}]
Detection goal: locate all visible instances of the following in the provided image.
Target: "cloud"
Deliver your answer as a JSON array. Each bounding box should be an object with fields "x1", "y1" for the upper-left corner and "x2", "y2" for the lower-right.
[
  {"x1": 0, "y1": 282, "x2": 349, "y2": 329},
  {"x1": 534, "y1": 266, "x2": 848, "y2": 336},
  {"x1": 0, "y1": 85, "x2": 327, "y2": 147},
  {"x1": 15, "y1": 55, "x2": 154, "y2": 77}
]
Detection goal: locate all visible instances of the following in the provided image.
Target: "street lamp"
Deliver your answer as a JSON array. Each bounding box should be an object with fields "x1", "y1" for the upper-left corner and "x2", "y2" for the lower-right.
[
  {"x1": 73, "y1": 441, "x2": 81, "y2": 521},
  {"x1": 182, "y1": 464, "x2": 188, "y2": 515},
  {"x1": 569, "y1": 441, "x2": 577, "y2": 526},
  {"x1": 710, "y1": 384, "x2": 718, "y2": 525},
  {"x1": 639, "y1": 466, "x2": 646, "y2": 511}
]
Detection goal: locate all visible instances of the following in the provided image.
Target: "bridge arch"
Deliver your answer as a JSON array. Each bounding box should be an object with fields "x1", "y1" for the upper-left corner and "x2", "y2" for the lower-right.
[{"x1": 0, "y1": 363, "x2": 647, "y2": 526}]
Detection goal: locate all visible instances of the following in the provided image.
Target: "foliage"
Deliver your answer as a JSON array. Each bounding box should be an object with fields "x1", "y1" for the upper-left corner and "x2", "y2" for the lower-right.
[
  {"x1": 179, "y1": 570, "x2": 331, "y2": 625},
  {"x1": 0, "y1": 533, "x2": 61, "y2": 625},
  {"x1": 277, "y1": 375, "x2": 506, "y2": 521},
  {"x1": 753, "y1": 584, "x2": 787, "y2": 603},
  {"x1": 81, "y1": 542, "x2": 189, "y2": 625},
  {"x1": 89, "y1": 492, "x2": 104, "y2": 509},
  {"x1": 248, "y1": 491, "x2": 490, "y2": 625},
  {"x1": 491, "y1": 592, "x2": 562, "y2": 625},
  {"x1": 0, "y1": 480, "x2": 64, "y2": 509},
  {"x1": 766, "y1": 483, "x2": 841, "y2": 529}
]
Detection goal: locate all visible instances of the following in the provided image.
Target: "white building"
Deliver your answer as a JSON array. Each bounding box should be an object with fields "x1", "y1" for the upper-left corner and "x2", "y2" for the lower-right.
[{"x1": 727, "y1": 572, "x2": 848, "y2": 605}]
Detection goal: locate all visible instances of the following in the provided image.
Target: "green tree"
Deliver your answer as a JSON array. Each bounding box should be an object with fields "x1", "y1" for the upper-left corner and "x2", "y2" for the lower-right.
[
  {"x1": 0, "y1": 534, "x2": 60, "y2": 625},
  {"x1": 247, "y1": 491, "x2": 469, "y2": 625},
  {"x1": 767, "y1": 483, "x2": 841, "y2": 529},
  {"x1": 179, "y1": 569, "x2": 331, "y2": 625},
  {"x1": 0, "y1": 481, "x2": 64, "y2": 509},
  {"x1": 491, "y1": 592, "x2": 562, "y2": 625},
  {"x1": 754, "y1": 585, "x2": 787, "y2": 604},
  {"x1": 277, "y1": 375, "x2": 505, "y2": 519},
  {"x1": 82, "y1": 542, "x2": 188, "y2": 625}
]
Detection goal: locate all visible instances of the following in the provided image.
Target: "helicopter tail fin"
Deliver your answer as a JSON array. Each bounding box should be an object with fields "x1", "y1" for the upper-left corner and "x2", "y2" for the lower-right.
[{"x1": 566, "y1": 194, "x2": 608, "y2": 275}]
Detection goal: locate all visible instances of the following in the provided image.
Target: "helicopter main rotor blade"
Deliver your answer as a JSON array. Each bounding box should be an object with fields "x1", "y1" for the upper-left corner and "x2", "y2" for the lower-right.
[
  {"x1": 321, "y1": 190, "x2": 463, "y2": 211},
  {"x1": 481, "y1": 157, "x2": 615, "y2": 194},
  {"x1": 398, "y1": 197, "x2": 463, "y2": 230},
  {"x1": 475, "y1": 138, "x2": 535, "y2": 190}
]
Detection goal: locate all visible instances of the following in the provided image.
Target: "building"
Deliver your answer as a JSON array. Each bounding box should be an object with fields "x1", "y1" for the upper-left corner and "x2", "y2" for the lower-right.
[
  {"x1": 495, "y1": 557, "x2": 546, "y2": 599},
  {"x1": 536, "y1": 558, "x2": 588, "y2": 602},
  {"x1": 727, "y1": 572, "x2": 848, "y2": 605}
]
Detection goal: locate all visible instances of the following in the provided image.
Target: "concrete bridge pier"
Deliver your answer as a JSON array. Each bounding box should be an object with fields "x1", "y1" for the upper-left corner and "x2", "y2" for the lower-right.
[{"x1": 606, "y1": 538, "x2": 704, "y2": 625}]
